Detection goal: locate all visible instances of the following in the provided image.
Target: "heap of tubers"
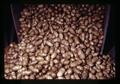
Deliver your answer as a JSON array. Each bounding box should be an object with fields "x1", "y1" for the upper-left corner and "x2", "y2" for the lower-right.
[{"x1": 4, "y1": 4, "x2": 115, "y2": 79}]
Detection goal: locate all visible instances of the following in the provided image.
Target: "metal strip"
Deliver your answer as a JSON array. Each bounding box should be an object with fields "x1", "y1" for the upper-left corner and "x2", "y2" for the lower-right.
[
  {"x1": 10, "y1": 4, "x2": 20, "y2": 43},
  {"x1": 100, "y1": 5, "x2": 111, "y2": 55}
]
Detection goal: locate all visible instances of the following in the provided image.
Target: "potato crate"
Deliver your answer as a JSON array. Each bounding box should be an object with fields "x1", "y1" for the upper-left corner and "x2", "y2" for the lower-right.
[
  {"x1": 4, "y1": 4, "x2": 115, "y2": 61},
  {"x1": 5, "y1": 4, "x2": 115, "y2": 80}
]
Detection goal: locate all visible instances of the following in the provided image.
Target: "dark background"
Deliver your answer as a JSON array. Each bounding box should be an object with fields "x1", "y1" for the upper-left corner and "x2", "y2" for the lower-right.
[{"x1": 1, "y1": 1, "x2": 119, "y2": 84}]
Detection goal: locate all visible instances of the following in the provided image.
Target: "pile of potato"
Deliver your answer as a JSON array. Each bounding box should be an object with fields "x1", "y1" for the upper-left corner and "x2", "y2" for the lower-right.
[{"x1": 4, "y1": 4, "x2": 115, "y2": 79}]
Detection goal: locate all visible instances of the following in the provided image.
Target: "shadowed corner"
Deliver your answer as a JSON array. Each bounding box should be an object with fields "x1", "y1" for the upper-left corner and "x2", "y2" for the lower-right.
[
  {"x1": 3, "y1": 4, "x2": 21, "y2": 81},
  {"x1": 109, "y1": 46, "x2": 115, "y2": 63},
  {"x1": 100, "y1": 4, "x2": 115, "y2": 63}
]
